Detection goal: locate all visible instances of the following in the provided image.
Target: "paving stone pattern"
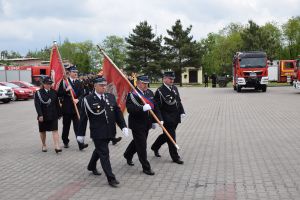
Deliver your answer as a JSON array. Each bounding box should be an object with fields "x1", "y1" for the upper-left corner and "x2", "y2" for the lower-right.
[{"x1": 0, "y1": 87, "x2": 299, "y2": 200}]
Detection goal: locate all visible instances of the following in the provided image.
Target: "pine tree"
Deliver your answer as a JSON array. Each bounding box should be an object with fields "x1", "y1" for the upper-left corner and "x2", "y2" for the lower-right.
[
  {"x1": 125, "y1": 21, "x2": 163, "y2": 79},
  {"x1": 164, "y1": 19, "x2": 200, "y2": 86}
]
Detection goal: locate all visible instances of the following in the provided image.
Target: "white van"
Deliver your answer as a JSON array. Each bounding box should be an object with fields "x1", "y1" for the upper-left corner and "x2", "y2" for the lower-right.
[{"x1": 0, "y1": 85, "x2": 13, "y2": 103}]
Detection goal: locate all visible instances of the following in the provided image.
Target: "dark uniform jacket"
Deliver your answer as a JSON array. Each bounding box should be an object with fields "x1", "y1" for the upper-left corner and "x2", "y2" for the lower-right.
[
  {"x1": 126, "y1": 88, "x2": 162, "y2": 132},
  {"x1": 78, "y1": 92, "x2": 127, "y2": 140},
  {"x1": 204, "y1": 74, "x2": 209, "y2": 82},
  {"x1": 154, "y1": 84, "x2": 185, "y2": 125},
  {"x1": 34, "y1": 88, "x2": 61, "y2": 121},
  {"x1": 57, "y1": 78, "x2": 84, "y2": 115}
]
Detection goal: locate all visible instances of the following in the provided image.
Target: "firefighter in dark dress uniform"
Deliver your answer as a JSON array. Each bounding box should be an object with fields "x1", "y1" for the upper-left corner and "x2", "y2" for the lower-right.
[
  {"x1": 57, "y1": 66, "x2": 88, "y2": 150},
  {"x1": 123, "y1": 75, "x2": 162, "y2": 176},
  {"x1": 151, "y1": 71, "x2": 185, "y2": 164},
  {"x1": 34, "y1": 76, "x2": 62, "y2": 154},
  {"x1": 77, "y1": 77, "x2": 128, "y2": 187},
  {"x1": 211, "y1": 73, "x2": 217, "y2": 88},
  {"x1": 204, "y1": 72, "x2": 209, "y2": 87}
]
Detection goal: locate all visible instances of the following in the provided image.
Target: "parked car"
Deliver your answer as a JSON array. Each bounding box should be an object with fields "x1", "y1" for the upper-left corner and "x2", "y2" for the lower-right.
[
  {"x1": 0, "y1": 82, "x2": 33, "y2": 100},
  {"x1": 10, "y1": 80, "x2": 40, "y2": 94},
  {"x1": 0, "y1": 85, "x2": 14, "y2": 103}
]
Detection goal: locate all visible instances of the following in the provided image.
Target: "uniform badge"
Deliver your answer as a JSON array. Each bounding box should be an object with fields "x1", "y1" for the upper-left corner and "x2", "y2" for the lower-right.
[{"x1": 110, "y1": 106, "x2": 114, "y2": 111}]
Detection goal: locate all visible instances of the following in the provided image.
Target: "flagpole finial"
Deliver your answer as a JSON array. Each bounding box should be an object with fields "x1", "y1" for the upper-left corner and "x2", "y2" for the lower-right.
[{"x1": 53, "y1": 40, "x2": 57, "y2": 45}]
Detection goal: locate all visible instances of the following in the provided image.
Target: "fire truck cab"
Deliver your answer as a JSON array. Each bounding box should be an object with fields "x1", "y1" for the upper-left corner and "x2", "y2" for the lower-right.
[
  {"x1": 278, "y1": 60, "x2": 296, "y2": 83},
  {"x1": 233, "y1": 51, "x2": 268, "y2": 92},
  {"x1": 293, "y1": 56, "x2": 300, "y2": 89}
]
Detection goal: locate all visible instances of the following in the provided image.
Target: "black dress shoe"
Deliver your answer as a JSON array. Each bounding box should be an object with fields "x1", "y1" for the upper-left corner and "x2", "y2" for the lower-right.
[
  {"x1": 112, "y1": 137, "x2": 122, "y2": 145},
  {"x1": 153, "y1": 149, "x2": 161, "y2": 157},
  {"x1": 108, "y1": 179, "x2": 120, "y2": 187},
  {"x1": 173, "y1": 159, "x2": 184, "y2": 164},
  {"x1": 79, "y1": 143, "x2": 88, "y2": 151},
  {"x1": 124, "y1": 154, "x2": 134, "y2": 166},
  {"x1": 143, "y1": 169, "x2": 155, "y2": 175},
  {"x1": 151, "y1": 147, "x2": 161, "y2": 157},
  {"x1": 89, "y1": 169, "x2": 101, "y2": 175},
  {"x1": 63, "y1": 144, "x2": 69, "y2": 148},
  {"x1": 126, "y1": 159, "x2": 134, "y2": 166}
]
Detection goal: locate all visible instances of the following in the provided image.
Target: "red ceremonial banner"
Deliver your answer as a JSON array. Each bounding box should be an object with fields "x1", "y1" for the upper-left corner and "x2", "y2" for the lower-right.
[
  {"x1": 49, "y1": 45, "x2": 64, "y2": 90},
  {"x1": 102, "y1": 57, "x2": 132, "y2": 112}
]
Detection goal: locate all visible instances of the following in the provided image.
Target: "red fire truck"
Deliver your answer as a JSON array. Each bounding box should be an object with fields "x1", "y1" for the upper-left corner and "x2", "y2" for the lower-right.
[
  {"x1": 233, "y1": 51, "x2": 268, "y2": 92},
  {"x1": 0, "y1": 65, "x2": 50, "y2": 85},
  {"x1": 293, "y1": 56, "x2": 300, "y2": 89},
  {"x1": 278, "y1": 60, "x2": 296, "y2": 83}
]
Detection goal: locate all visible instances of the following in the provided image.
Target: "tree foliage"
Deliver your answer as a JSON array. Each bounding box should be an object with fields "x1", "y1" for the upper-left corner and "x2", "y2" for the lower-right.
[
  {"x1": 164, "y1": 19, "x2": 201, "y2": 86},
  {"x1": 282, "y1": 16, "x2": 300, "y2": 58},
  {"x1": 125, "y1": 21, "x2": 163, "y2": 78},
  {"x1": 3, "y1": 16, "x2": 299, "y2": 80},
  {"x1": 58, "y1": 39, "x2": 95, "y2": 73},
  {"x1": 101, "y1": 35, "x2": 127, "y2": 69}
]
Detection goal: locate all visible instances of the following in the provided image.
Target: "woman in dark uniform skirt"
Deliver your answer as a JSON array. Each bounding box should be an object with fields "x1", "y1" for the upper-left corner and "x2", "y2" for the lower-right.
[{"x1": 34, "y1": 76, "x2": 62, "y2": 153}]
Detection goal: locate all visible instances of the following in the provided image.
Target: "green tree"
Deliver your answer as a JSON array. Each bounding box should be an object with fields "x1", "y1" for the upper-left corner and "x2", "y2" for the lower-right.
[
  {"x1": 101, "y1": 35, "x2": 127, "y2": 68},
  {"x1": 241, "y1": 20, "x2": 262, "y2": 51},
  {"x1": 72, "y1": 41, "x2": 94, "y2": 73},
  {"x1": 125, "y1": 21, "x2": 163, "y2": 78},
  {"x1": 26, "y1": 46, "x2": 51, "y2": 60},
  {"x1": 0, "y1": 50, "x2": 22, "y2": 60},
  {"x1": 7, "y1": 51, "x2": 22, "y2": 59},
  {"x1": 200, "y1": 23, "x2": 244, "y2": 77},
  {"x1": 260, "y1": 22, "x2": 282, "y2": 60},
  {"x1": 282, "y1": 16, "x2": 300, "y2": 58},
  {"x1": 59, "y1": 40, "x2": 95, "y2": 73},
  {"x1": 164, "y1": 19, "x2": 201, "y2": 86}
]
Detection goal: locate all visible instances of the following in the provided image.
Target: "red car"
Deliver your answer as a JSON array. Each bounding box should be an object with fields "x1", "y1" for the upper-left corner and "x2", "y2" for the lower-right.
[
  {"x1": 10, "y1": 81, "x2": 40, "y2": 94},
  {"x1": 0, "y1": 82, "x2": 33, "y2": 100}
]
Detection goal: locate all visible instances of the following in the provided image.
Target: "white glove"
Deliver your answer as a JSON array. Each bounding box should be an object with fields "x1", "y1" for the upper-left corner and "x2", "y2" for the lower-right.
[
  {"x1": 143, "y1": 104, "x2": 152, "y2": 111},
  {"x1": 76, "y1": 136, "x2": 85, "y2": 143},
  {"x1": 181, "y1": 114, "x2": 186, "y2": 119},
  {"x1": 122, "y1": 128, "x2": 129, "y2": 137},
  {"x1": 151, "y1": 123, "x2": 157, "y2": 129},
  {"x1": 160, "y1": 121, "x2": 164, "y2": 125}
]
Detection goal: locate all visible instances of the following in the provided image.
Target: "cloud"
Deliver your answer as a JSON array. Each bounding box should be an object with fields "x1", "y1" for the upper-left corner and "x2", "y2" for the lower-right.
[{"x1": 0, "y1": 0, "x2": 299, "y2": 55}]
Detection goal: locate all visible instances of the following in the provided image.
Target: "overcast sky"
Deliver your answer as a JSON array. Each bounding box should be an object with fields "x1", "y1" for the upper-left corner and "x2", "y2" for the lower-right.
[{"x1": 0, "y1": 0, "x2": 299, "y2": 56}]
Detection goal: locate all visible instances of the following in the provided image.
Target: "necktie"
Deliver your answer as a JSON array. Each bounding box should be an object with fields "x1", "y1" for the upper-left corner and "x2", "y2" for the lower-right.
[{"x1": 100, "y1": 95, "x2": 105, "y2": 106}]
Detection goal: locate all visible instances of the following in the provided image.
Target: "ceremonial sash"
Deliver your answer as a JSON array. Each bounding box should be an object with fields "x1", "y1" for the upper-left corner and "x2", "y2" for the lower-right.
[
  {"x1": 132, "y1": 90, "x2": 154, "y2": 109},
  {"x1": 63, "y1": 79, "x2": 77, "y2": 99}
]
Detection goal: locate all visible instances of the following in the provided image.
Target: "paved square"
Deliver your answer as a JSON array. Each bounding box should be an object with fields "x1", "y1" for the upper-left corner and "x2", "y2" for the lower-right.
[{"x1": 0, "y1": 87, "x2": 300, "y2": 200}]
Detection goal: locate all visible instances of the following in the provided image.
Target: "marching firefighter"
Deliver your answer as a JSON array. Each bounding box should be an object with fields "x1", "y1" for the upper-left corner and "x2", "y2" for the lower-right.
[
  {"x1": 151, "y1": 71, "x2": 185, "y2": 164},
  {"x1": 77, "y1": 77, "x2": 128, "y2": 187},
  {"x1": 123, "y1": 75, "x2": 162, "y2": 175},
  {"x1": 57, "y1": 65, "x2": 88, "y2": 150}
]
